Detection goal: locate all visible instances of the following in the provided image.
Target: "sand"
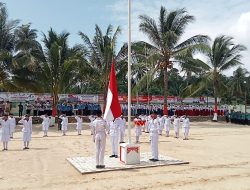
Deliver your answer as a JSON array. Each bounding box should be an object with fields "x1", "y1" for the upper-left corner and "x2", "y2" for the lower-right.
[{"x1": 0, "y1": 121, "x2": 250, "y2": 190}]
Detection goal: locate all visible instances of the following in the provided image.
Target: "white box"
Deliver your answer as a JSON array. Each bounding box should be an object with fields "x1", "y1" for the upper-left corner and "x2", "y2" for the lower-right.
[{"x1": 120, "y1": 143, "x2": 140, "y2": 165}]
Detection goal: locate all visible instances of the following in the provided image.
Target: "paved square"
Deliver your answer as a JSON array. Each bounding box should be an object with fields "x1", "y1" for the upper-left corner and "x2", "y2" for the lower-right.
[{"x1": 67, "y1": 152, "x2": 189, "y2": 174}]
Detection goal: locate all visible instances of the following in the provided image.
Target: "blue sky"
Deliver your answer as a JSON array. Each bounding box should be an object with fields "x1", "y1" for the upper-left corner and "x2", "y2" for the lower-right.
[{"x1": 3, "y1": 0, "x2": 250, "y2": 75}]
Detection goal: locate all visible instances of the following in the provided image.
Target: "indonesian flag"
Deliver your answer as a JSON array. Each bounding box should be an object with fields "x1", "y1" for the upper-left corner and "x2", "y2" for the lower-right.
[{"x1": 103, "y1": 60, "x2": 122, "y2": 122}]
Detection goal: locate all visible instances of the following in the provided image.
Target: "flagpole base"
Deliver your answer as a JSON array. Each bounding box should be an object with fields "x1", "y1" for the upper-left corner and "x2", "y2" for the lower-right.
[{"x1": 120, "y1": 143, "x2": 140, "y2": 165}]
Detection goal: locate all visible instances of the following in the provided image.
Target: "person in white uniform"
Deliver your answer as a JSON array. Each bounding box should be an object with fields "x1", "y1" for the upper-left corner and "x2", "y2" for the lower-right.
[
  {"x1": 118, "y1": 115, "x2": 126, "y2": 143},
  {"x1": 108, "y1": 118, "x2": 119, "y2": 158},
  {"x1": 139, "y1": 114, "x2": 146, "y2": 132},
  {"x1": 92, "y1": 110, "x2": 108, "y2": 169},
  {"x1": 181, "y1": 115, "x2": 190, "y2": 140},
  {"x1": 134, "y1": 115, "x2": 142, "y2": 143},
  {"x1": 164, "y1": 115, "x2": 171, "y2": 137},
  {"x1": 0, "y1": 114, "x2": 11, "y2": 151},
  {"x1": 158, "y1": 115, "x2": 164, "y2": 135},
  {"x1": 40, "y1": 114, "x2": 50, "y2": 137},
  {"x1": 75, "y1": 115, "x2": 83, "y2": 135},
  {"x1": 8, "y1": 113, "x2": 16, "y2": 138},
  {"x1": 19, "y1": 115, "x2": 32, "y2": 150},
  {"x1": 148, "y1": 112, "x2": 159, "y2": 161},
  {"x1": 59, "y1": 114, "x2": 68, "y2": 136},
  {"x1": 173, "y1": 116, "x2": 181, "y2": 138}
]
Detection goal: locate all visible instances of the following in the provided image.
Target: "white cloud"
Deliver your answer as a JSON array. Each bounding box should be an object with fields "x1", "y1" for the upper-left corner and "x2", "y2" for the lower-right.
[{"x1": 107, "y1": 0, "x2": 250, "y2": 76}]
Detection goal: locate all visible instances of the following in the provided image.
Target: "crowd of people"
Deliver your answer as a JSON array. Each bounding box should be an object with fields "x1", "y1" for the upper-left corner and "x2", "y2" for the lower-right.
[
  {"x1": 121, "y1": 104, "x2": 228, "y2": 116},
  {"x1": 229, "y1": 111, "x2": 250, "y2": 125},
  {"x1": 57, "y1": 102, "x2": 101, "y2": 116},
  {"x1": 2, "y1": 101, "x2": 102, "y2": 117},
  {"x1": 1, "y1": 106, "x2": 249, "y2": 169}
]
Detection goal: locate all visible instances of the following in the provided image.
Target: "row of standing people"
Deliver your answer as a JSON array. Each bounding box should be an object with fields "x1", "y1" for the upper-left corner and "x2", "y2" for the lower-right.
[
  {"x1": 121, "y1": 103, "x2": 227, "y2": 117},
  {"x1": 1, "y1": 112, "x2": 190, "y2": 170},
  {"x1": 0, "y1": 114, "x2": 32, "y2": 150}
]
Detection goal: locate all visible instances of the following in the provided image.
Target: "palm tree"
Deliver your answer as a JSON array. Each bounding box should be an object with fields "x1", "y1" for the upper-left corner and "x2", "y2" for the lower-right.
[
  {"x1": 138, "y1": 6, "x2": 209, "y2": 114},
  {"x1": 0, "y1": 3, "x2": 19, "y2": 90},
  {"x1": 12, "y1": 28, "x2": 85, "y2": 106},
  {"x1": 79, "y1": 24, "x2": 126, "y2": 107},
  {"x1": 13, "y1": 24, "x2": 44, "y2": 70},
  {"x1": 228, "y1": 66, "x2": 249, "y2": 103},
  {"x1": 39, "y1": 29, "x2": 85, "y2": 106},
  {"x1": 184, "y1": 35, "x2": 246, "y2": 120}
]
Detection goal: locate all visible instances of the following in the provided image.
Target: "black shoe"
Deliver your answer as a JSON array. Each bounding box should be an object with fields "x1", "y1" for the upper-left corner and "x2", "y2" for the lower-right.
[
  {"x1": 114, "y1": 155, "x2": 118, "y2": 158},
  {"x1": 152, "y1": 159, "x2": 159, "y2": 162},
  {"x1": 26, "y1": 147, "x2": 29, "y2": 149},
  {"x1": 109, "y1": 155, "x2": 115, "y2": 158},
  {"x1": 149, "y1": 158, "x2": 155, "y2": 161},
  {"x1": 10, "y1": 137, "x2": 13, "y2": 139},
  {"x1": 23, "y1": 147, "x2": 26, "y2": 150},
  {"x1": 96, "y1": 165, "x2": 101, "y2": 168},
  {"x1": 99, "y1": 165, "x2": 105, "y2": 169}
]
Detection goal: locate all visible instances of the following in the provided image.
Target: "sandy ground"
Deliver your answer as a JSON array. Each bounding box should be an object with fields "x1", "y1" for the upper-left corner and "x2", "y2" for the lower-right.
[{"x1": 0, "y1": 121, "x2": 250, "y2": 190}]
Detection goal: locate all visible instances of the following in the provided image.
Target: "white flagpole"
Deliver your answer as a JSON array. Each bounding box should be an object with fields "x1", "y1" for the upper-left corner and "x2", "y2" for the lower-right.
[{"x1": 127, "y1": 0, "x2": 132, "y2": 144}]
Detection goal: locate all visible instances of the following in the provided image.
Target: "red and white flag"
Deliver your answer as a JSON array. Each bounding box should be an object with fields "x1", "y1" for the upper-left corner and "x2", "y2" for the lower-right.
[{"x1": 103, "y1": 60, "x2": 122, "y2": 122}]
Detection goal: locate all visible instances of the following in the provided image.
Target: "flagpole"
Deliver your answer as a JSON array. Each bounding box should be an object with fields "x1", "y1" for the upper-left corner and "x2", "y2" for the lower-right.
[{"x1": 127, "y1": 0, "x2": 132, "y2": 144}]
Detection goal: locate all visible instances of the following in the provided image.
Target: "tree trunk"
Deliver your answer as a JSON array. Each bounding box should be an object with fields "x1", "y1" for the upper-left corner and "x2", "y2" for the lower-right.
[
  {"x1": 213, "y1": 74, "x2": 218, "y2": 121},
  {"x1": 163, "y1": 63, "x2": 168, "y2": 115}
]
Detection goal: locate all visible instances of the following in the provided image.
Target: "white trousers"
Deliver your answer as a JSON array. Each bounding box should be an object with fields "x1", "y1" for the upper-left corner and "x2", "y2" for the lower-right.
[
  {"x1": 95, "y1": 132, "x2": 106, "y2": 165},
  {"x1": 110, "y1": 135, "x2": 119, "y2": 155},
  {"x1": 120, "y1": 131, "x2": 125, "y2": 142},
  {"x1": 150, "y1": 134, "x2": 158, "y2": 159},
  {"x1": 183, "y1": 127, "x2": 189, "y2": 139},
  {"x1": 174, "y1": 126, "x2": 180, "y2": 138}
]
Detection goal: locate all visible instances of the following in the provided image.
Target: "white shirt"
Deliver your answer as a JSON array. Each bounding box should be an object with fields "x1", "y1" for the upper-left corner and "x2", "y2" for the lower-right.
[{"x1": 93, "y1": 118, "x2": 107, "y2": 134}]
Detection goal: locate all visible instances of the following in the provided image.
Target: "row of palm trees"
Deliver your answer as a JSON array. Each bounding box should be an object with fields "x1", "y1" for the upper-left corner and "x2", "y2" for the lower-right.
[{"x1": 0, "y1": 3, "x2": 249, "y2": 119}]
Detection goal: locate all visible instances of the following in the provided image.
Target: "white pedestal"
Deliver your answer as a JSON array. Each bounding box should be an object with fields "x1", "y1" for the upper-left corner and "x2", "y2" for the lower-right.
[{"x1": 120, "y1": 143, "x2": 140, "y2": 165}]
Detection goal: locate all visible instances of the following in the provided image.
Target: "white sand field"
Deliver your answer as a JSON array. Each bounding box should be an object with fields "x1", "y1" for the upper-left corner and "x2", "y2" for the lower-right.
[{"x1": 0, "y1": 121, "x2": 250, "y2": 190}]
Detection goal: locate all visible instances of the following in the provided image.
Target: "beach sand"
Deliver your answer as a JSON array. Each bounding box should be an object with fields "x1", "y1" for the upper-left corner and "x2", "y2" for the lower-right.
[{"x1": 0, "y1": 121, "x2": 250, "y2": 190}]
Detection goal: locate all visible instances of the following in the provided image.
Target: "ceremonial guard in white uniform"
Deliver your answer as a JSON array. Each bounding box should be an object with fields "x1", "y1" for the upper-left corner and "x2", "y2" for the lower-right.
[
  {"x1": 181, "y1": 115, "x2": 190, "y2": 140},
  {"x1": 118, "y1": 115, "x2": 126, "y2": 143},
  {"x1": 108, "y1": 118, "x2": 119, "y2": 158},
  {"x1": 148, "y1": 113, "x2": 159, "y2": 161},
  {"x1": 92, "y1": 111, "x2": 108, "y2": 169},
  {"x1": 164, "y1": 115, "x2": 171, "y2": 137},
  {"x1": 19, "y1": 115, "x2": 32, "y2": 150},
  {"x1": 59, "y1": 114, "x2": 68, "y2": 136},
  {"x1": 8, "y1": 113, "x2": 16, "y2": 138},
  {"x1": 173, "y1": 116, "x2": 181, "y2": 138},
  {"x1": 40, "y1": 114, "x2": 50, "y2": 137},
  {"x1": 139, "y1": 114, "x2": 146, "y2": 132},
  {"x1": 0, "y1": 114, "x2": 11, "y2": 151},
  {"x1": 75, "y1": 115, "x2": 83, "y2": 135},
  {"x1": 134, "y1": 115, "x2": 142, "y2": 143},
  {"x1": 158, "y1": 115, "x2": 164, "y2": 135}
]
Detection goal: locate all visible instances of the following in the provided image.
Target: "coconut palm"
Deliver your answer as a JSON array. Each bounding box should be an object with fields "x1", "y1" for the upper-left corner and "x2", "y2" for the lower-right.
[
  {"x1": 0, "y1": 3, "x2": 19, "y2": 90},
  {"x1": 228, "y1": 66, "x2": 249, "y2": 102},
  {"x1": 0, "y1": 2, "x2": 19, "y2": 67},
  {"x1": 38, "y1": 29, "x2": 85, "y2": 106},
  {"x1": 184, "y1": 35, "x2": 246, "y2": 120},
  {"x1": 138, "y1": 6, "x2": 209, "y2": 114},
  {"x1": 13, "y1": 24, "x2": 44, "y2": 70},
  {"x1": 79, "y1": 24, "x2": 127, "y2": 106},
  {"x1": 12, "y1": 28, "x2": 85, "y2": 105}
]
